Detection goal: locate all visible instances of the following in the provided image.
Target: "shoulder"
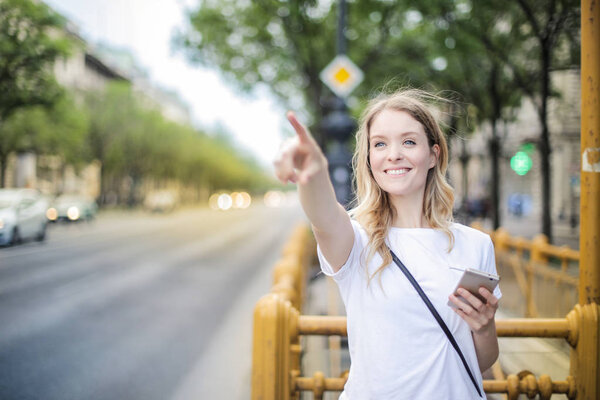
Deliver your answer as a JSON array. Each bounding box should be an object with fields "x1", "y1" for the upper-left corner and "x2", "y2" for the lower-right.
[
  {"x1": 450, "y1": 222, "x2": 493, "y2": 247},
  {"x1": 349, "y1": 218, "x2": 369, "y2": 240}
]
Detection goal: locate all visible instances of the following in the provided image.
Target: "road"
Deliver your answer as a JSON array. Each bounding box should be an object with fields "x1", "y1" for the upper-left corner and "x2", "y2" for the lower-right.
[{"x1": 0, "y1": 203, "x2": 304, "y2": 400}]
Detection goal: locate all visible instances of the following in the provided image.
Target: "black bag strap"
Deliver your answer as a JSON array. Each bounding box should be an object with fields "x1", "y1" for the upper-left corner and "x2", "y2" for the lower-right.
[{"x1": 389, "y1": 248, "x2": 483, "y2": 398}]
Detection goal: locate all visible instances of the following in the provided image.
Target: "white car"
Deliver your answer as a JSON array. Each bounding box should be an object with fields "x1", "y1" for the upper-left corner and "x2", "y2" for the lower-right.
[
  {"x1": 46, "y1": 194, "x2": 98, "y2": 222},
  {"x1": 0, "y1": 189, "x2": 49, "y2": 246}
]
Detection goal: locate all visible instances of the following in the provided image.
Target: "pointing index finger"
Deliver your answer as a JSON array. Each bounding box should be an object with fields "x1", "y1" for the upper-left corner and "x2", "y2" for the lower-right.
[{"x1": 286, "y1": 111, "x2": 312, "y2": 143}]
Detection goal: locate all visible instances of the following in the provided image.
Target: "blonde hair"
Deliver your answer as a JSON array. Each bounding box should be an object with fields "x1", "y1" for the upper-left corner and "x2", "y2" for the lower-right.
[{"x1": 349, "y1": 88, "x2": 455, "y2": 284}]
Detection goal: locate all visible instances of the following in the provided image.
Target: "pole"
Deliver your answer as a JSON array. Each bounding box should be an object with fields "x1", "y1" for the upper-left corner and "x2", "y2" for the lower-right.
[
  {"x1": 569, "y1": 2, "x2": 600, "y2": 398},
  {"x1": 579, "y1": 0, "x2": 600, "y2": 305},
  {"x1": 323, "y1": 0, "x2": 354, "y2": 206},
  {"x1": 337, "y1": 0, "x2": 346, "y2": 55}
]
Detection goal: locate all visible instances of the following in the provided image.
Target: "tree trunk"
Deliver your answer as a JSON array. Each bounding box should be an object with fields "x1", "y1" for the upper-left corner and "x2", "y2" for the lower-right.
[
  {"x1": 128, "y1": 173, "x2": 140, "y2": 207},
  {"x1": 539, "y1": 44, "x2": 553, "y2": 242},
  {"x1": 489, "y1": 123, "x2": 501, "y2": 229},
  {"x1": 98, "y1": 162, "x2": 106, "y2": 205},
  {"x1": 489, "y1": 64, "x2": 502, "y2": 230},
  {"x1": 459, "y1": 139, "x2": 470, "y2": 224},
  {"x1": 0, "y1": 153, "x2": 6, "y2": 188}
]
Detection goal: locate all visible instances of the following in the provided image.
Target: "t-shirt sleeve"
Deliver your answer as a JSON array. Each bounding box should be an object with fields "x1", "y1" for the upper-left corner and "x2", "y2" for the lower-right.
[
  {"x1": 482, "y1": 236, "x2": 502, "y2": 300},
  {"x1": 317, "y1": 219, "x2": 364, "y2": 283}
]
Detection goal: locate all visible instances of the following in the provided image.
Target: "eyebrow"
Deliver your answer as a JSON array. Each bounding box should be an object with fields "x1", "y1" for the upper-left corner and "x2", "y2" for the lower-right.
[{"x1": 369, "y1": 131, "x2": 421, "y2": 140}]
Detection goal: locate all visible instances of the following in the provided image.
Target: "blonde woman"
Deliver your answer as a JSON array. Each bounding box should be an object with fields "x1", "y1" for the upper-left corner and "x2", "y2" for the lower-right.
[{"x1": 274, "y1": 89, "x2": 501, "y2": 399}]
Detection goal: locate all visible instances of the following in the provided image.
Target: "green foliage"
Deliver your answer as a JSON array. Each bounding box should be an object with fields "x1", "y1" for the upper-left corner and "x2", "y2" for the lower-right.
[
  {"x1": 0, "y1": 0, "x2": 70, "y2": 120},
  {"x1": 1, "y1": 93, "x2": 89, "y2": 167},
  {"x1": 0, "y1": 0, "x2": 73, "y2": 186},
  {"x1": 412, "y1": 2, "x2": 525, "y2": 129},
  {"x1": 175, "y1": 0, "x2": 445, "y2": 135},
  {"x1": 85, "y1": 82, "x2": 273, "y2": 202},
  {"x1": 176, "y1": 0, "x2": 578, "y2": 132},
  {"x1": 439, "y1": 0, "x2": 579, "y2": 111}
]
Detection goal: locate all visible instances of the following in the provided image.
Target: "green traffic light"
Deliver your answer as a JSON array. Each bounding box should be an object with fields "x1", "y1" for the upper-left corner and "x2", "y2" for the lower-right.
[{"x1": 511, "y1": 151, "x2": 532, "y2": 175}]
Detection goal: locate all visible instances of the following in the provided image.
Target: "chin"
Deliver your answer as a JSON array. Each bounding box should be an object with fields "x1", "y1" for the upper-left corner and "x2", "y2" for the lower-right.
[{"x1": 379, "y1": 184, "x2": 426, "y2": 200}]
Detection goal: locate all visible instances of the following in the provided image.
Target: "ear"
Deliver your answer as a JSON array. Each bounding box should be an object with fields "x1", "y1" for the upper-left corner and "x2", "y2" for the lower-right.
[{"x1": 429, "y1": 144, "x2": 440, "y2": 169}]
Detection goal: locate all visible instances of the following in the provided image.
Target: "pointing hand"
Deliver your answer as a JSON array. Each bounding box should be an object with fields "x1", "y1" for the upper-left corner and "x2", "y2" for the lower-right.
[{"x1": 273, "y1": 112, "x2": 327, "y2": 185}]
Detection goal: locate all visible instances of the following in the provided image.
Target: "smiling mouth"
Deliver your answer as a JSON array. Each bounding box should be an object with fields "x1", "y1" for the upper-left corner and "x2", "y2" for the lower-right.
[{"x1": 385, "y1": 168, "x2": 411, "y2": 175}]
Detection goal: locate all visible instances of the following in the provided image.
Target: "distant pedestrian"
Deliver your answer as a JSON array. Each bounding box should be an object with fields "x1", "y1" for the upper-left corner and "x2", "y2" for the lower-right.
[{"x1": 274, "y1": 88, "x2": 501, "y2": 399}]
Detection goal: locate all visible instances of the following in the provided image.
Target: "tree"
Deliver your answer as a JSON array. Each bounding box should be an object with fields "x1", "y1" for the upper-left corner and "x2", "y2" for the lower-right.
[
  {"x1": 175, "y1": 1, "x2": 442, "y2": 144},
  {"x1": 1, "y1": 93, "x2": 89, "y2": 167},
  {"x1": 85, "y1": 82, "x2": 140, "y2": 203},
  {"x1": 454, "y1": 0, "x2": 580, "y2": 241},
  {"x1": 0, "y1": 0, "x2": 71, "y2": 186},
  {"x1": 414, "y1": 2, "x2": 524, "y2": 228},
  {"x1": 86, "y1": 81, "x2": 273, "y2": 205},
  {"x1": 36, "y1": 94, "x2": 90, "y2": 169}
]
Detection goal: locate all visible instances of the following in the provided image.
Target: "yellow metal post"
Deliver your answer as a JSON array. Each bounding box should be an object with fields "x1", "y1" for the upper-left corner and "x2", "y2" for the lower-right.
[
  {"x1": 573, "y1": 1, "x2": 600, "y2": 398},
  {"x1": 580, "y1": 0, "x2": 600, "y2": 306},
  {"x1": 530, "y1": 234, "x2": 548, "y2": 317},
  {"x1": 252, "y1": 294, "x2": 296, "y2": 400}
]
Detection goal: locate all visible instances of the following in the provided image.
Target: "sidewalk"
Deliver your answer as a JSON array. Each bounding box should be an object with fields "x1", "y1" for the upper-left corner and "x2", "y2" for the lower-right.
[{"x1": 303, "y1": 273, "x2": 571, "y2": 400}]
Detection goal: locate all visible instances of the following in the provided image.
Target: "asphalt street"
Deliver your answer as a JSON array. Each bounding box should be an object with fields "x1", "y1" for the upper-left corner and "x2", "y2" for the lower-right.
[{"x1": 0, "y1": 203, "x2": 304, "y2": 400}]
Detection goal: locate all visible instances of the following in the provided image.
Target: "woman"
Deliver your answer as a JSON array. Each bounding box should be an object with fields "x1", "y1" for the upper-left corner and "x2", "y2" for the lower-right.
[{"x1": 274, "y1": 89, "x2": 501, "y2": 399}]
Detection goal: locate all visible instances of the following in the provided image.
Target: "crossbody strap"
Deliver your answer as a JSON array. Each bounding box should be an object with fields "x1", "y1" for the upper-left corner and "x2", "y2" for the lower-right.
[{"x1": 389, "y1": 248, "x2": 483, "y2": 398}]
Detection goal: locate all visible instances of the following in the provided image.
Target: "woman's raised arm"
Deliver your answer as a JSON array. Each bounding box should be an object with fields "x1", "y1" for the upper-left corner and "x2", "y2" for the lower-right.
[{"x1": 273, "y1": 112, "x2": 354, "y2": 272}]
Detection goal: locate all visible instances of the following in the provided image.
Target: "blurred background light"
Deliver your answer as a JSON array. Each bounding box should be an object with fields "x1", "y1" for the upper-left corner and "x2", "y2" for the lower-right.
[
  {"x1": 263, "y1": 191, "x2": 284, "y2": 208},
  {"x1": 232, "y1": 192, "x2": 251, "y2": 209},
  {"x1": 217, "y1": 193, "x2": 233, "y2": 210},
  {"x1": 46, "y1": 207, "x2": 58, "y2": 221},
  {"x1": 208, "y1": 193, "x2": 220, "y2": 210},
  {"x1": 67, "y1": 206, "x2": 80, "y2": 221}
]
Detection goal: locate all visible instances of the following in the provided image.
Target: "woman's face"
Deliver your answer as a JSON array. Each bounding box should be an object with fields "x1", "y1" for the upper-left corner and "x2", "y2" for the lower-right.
[{"x1": 368, "y1": 109, "x2": 439, "y2": 202}]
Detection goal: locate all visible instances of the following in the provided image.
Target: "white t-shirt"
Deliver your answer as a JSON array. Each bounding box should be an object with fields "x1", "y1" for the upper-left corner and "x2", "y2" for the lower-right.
[{"x1": 317, "y1": 219, "x2": 502, "y2": 400}]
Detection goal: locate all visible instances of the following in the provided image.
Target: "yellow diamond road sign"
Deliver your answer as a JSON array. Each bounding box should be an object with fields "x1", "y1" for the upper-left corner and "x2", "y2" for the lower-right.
[{"x1": 320, "y1": 55, "x2": 364, "y2": 98}]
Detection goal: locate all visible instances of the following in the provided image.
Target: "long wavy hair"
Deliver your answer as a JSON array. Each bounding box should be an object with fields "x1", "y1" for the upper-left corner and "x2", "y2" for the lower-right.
[{"x1": 349, "y1": 88, "x2": 455, "y2": 284}]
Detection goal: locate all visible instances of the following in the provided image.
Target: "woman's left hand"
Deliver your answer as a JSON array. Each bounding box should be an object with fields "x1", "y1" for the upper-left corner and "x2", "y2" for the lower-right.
[{"x1": 449, "y1": 287, "x2": 498, "y2": 334}]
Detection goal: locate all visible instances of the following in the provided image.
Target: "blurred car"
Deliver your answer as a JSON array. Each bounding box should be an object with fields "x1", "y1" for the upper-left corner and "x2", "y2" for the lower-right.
[
  {"x1": 0, "y1": 188, "x2": 49, "y2": 246},
  {"x1": 46, "y1": 194, "x2": 98, "y2": 222},
  {"x1": 144, "y1": 190, "x2": 178, "y2": 213}
]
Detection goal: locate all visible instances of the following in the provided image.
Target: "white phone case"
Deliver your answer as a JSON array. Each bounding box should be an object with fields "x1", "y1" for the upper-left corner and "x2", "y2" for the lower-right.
[{"x1": 447, "y1": 268, "x2": 500, "y2": 308}]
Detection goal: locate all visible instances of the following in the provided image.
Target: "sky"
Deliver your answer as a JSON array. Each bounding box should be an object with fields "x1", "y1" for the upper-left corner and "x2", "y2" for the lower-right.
[{"x1": 43, "y1": 0, "x2": 289, "y2": 167}]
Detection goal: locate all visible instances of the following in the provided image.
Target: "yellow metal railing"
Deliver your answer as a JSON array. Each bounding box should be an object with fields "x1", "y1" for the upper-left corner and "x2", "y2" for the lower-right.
[
  {"x1": 296, "y1": 314, "x2": 579, "y2": 398},
  {"x1": 251, "y1": 224, "x2": 314, "y2": 400},
  {"x1": 251, "y1": 225, "x2": 599, "y2": 399},
  {"x1": 254, "y1": 292, "x2": 600, "y2": 399},
  {"x1": 269, "y1": 223, "x2": 315, "y2": 311},
  {"x1": 472, "y1": 222, "x2": 579, "y2": 318}
]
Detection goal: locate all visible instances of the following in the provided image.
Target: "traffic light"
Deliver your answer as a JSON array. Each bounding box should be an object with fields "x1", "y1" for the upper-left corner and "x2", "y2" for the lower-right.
[{"x1": 510, "y1": 144, "x2": 534, "y2": 176}]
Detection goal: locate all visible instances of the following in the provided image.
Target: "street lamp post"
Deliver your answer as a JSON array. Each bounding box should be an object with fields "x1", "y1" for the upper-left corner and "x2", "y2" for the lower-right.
[
  {"x1": 321, "y1": 0, "x2": 355, "y2": 206},
  {"x1": 321, "y1": 97, "x2": 355, "y2": 205}
]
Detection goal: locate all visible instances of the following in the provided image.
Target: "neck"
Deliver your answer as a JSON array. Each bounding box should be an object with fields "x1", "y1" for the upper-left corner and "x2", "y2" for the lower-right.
[{"x1": 389, "y1": 192, "x2": 429, "y2": 228}]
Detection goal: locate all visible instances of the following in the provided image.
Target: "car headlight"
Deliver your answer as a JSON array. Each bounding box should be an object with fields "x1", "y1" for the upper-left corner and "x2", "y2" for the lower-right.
[
  {"x1": 67, "y1": 206, "x2": 80, "y2": 221},
  {"x1": 46, "y1": 208, "x2": 58, "y2": 221}
]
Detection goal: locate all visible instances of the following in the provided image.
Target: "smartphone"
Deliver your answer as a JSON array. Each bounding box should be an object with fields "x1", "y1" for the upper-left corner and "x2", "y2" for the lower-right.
[{"x1": 447, "y1": 268, "x2": 500, "y2": 308}]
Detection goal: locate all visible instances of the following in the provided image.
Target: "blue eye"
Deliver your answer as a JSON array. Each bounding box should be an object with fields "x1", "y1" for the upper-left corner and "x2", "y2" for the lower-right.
[
  {"x1": 404, "y1": 139, "x2": 416, "y2": 145},
  {"x1": 373, "y1": 142, "x2": 385, "y2": 148}
]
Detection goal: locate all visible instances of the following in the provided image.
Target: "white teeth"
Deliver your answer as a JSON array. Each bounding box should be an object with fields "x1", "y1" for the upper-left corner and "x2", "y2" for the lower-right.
[{"x1": 386, "y1": 169, "x2": 410, "y2": 175}]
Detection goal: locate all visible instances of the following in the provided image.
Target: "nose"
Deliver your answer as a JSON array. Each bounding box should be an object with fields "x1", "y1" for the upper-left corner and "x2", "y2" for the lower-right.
[{"x1": 387, "y1": 143, "x2": 404, "y2": 161}]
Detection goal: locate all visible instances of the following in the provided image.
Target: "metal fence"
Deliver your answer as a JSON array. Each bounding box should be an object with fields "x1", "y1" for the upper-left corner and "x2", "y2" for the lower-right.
[{"x1": 251, "y1": 225, "x2": 598, "y2": 400}]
